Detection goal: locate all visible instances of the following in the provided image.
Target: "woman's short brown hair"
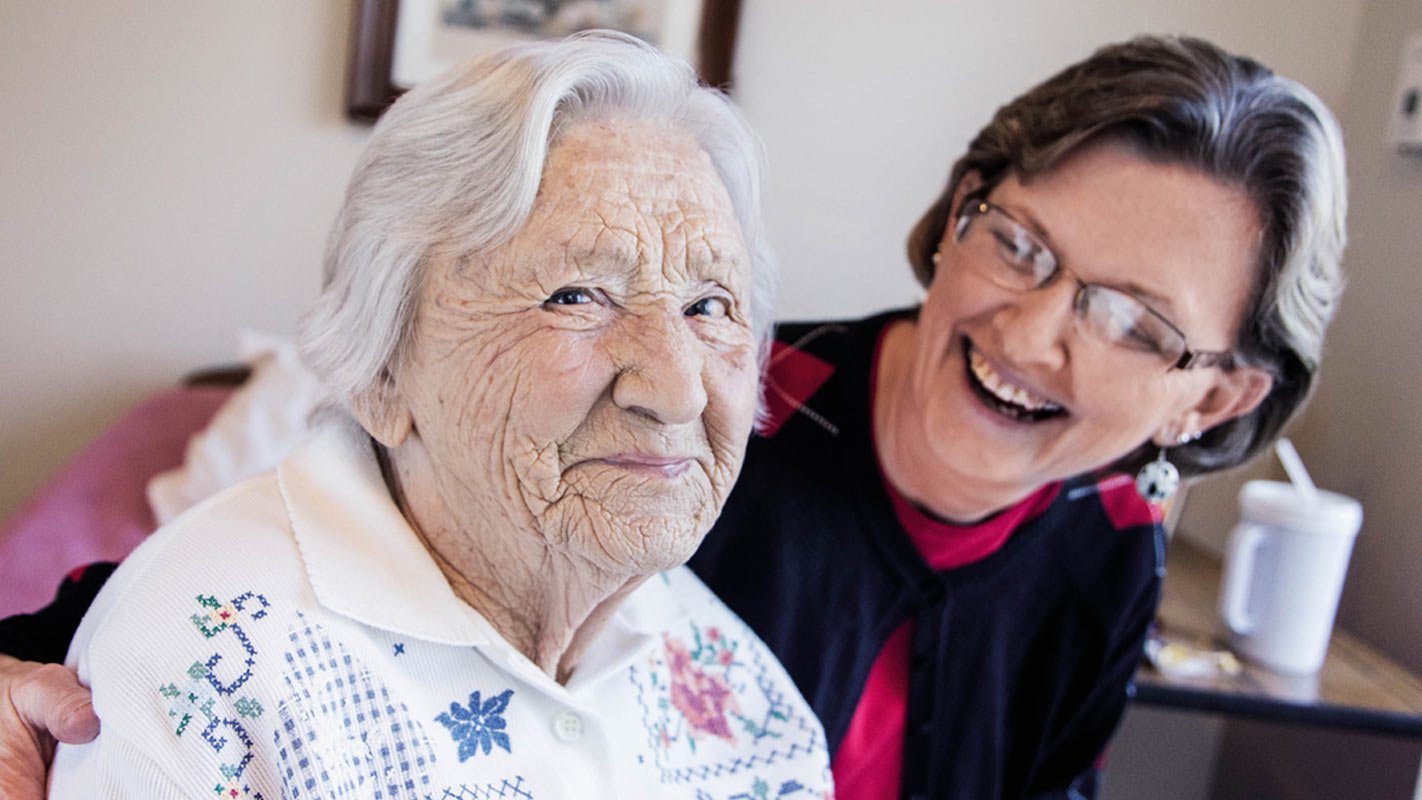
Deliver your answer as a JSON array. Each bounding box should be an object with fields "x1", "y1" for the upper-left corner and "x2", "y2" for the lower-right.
[{"x1": 907, "y1": 35, "x2": 1347, "y2": 478}]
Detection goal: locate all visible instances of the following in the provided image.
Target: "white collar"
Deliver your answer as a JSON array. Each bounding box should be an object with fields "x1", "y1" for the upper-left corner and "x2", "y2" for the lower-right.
[
  {"x1": 277, "y1": 418, "x2": 688, "y2": 690},
  {"x1": 278, "y1": 418, "x2": 501, "y2": 646}
]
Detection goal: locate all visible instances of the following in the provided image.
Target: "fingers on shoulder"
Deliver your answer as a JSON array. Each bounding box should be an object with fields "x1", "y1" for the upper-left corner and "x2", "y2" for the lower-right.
[{"x1": 10, "y1": 662, "x2": 98, "y2": 743}]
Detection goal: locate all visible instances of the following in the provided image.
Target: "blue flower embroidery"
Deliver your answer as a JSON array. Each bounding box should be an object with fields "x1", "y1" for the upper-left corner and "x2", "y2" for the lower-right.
[{"x1": 436, "y1": 688, "x2": 514, "y2": 762}]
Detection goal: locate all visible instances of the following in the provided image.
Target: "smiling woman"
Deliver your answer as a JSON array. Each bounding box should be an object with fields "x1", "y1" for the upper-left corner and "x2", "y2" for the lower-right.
[
  {"x1": 376, "y1": 118, "x2": 762, "y2": 642},
  {"x1": 881, "y1": 141, "x2": 1272, "y2": 520},
  {"x1": 42, "y1": 31, "x2": 831, "y2": 799},
  {"x1": 691, "y1": 34, "x2": 1347, "y2": 799}
]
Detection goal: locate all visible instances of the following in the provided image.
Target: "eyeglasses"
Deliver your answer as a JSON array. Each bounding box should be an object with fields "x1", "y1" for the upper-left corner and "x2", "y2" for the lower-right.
[{"x1": 952, "y1": 199, "x2": 1234, "y2": 371}]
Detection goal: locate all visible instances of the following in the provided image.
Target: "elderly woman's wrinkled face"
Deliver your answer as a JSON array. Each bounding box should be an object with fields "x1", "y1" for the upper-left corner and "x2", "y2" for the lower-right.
[{"x1": 389, "y1": 118, "x2": 758, "y2": 575}]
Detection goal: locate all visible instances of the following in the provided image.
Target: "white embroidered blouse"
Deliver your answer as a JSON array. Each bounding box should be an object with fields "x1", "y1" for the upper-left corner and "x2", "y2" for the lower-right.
[{"x1": 49, "y1": 420, "x2": 833, "y2": 799}]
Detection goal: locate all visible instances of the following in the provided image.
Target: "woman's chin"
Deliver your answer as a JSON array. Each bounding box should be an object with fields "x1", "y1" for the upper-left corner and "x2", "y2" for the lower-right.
[
  {"x1": 543, "y1": 500, "x2": 710, "y2": 576},
  {"x1": 598, "y1": 518, "x2": 708, "y2": 575}
]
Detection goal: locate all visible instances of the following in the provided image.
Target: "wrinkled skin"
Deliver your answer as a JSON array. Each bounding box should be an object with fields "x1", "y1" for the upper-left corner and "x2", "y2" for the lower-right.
[
  {"x1": 0, "y1": 119, "x2": 761, "y2": 793},
  {"x1": 0, "y1": 653, "x2": 99, "y2": 800},
  {"x1": 362, "y1": 117, "x2": 760, "y2": 681},
  {"x1": 875, "y1": 141, "x2": 1275, "y2": 522}
]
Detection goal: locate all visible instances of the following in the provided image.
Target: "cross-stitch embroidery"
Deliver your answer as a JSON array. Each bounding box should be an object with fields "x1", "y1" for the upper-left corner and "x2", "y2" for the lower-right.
[
  {"x1": 436, "y1": 688, "x2": 515, "y2": 762},
  {"x1": 436, "y1": 776, "x2": 534, "y2": 799},
  {"x1": 665, "y1": 629, "x2": 740, "y2": 744},
  {"x1": 159, "y1": 661, "x2": 265, "y2": 738},
  {"x1": 275, "y1": 614, "x2": 438, "y2": 798},
  {"x1": 205, "y1": 716, "x2": 259, "y2": 797},
  {"x1": 155, "y1": 592, "x2": 272, "y2": 799},
  {"x1": 190, "y1": 591, "x2": 270, "y2": 695},
  {"x1": 630, "y1": 619, "x2": 826, "y2": 786},
  {"x1": 159, "y1": 662, "x2": 216, "y2": 737},
  {"x1": 712, "y1": 775, "x2": 827, "y2": 800}
]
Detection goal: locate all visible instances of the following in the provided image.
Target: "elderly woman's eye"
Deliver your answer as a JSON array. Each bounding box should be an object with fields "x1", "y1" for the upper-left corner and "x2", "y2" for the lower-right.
[
  {"x1": 545, "y1": 287, "x2": 594, "y2": 306},
  {"x1": 685, "y1": 296, "x2": 732, "y2": 318}
]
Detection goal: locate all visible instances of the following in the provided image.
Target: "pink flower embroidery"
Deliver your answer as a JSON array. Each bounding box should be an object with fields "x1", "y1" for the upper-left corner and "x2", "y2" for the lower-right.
[{"x1": 664, "y1": 634, "x2": 739, "y2": 743}]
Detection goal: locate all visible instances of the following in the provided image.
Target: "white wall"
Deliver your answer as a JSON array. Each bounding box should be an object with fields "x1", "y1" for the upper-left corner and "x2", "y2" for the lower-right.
[
  {"x1": 0, "y1": 2, "x2": 369, "y2": 519},
  {"x1": 1302, "y1": 0, "x2": 1422, "y2": 677},
  {"x1": 1199, "y1": 0, "x2": 1422, "y2": 794}
]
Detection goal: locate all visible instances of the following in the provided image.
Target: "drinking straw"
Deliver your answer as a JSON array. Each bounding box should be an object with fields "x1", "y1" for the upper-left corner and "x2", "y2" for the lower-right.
[{"x1": 1275, "y1": 438, "x2": 1320, "y2": 505}]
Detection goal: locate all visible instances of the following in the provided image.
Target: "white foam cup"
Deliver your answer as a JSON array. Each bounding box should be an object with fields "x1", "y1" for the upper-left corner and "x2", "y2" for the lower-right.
[{"x1": 1218, "y1": 479, "x2": 1364, "y2": 674}]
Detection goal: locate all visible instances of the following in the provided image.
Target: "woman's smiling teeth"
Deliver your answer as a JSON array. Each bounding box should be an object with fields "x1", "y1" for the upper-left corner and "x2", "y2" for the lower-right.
[{"x1": 966, "y1": 345, "x2": 1065, "y2": 421}]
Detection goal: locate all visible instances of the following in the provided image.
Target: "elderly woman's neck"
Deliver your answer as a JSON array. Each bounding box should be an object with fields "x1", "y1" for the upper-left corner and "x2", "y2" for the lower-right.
[
  {"x1": 377, "y1": 440, "x2": 646, "y2": 683},
  {"x1": 424, "y1": 537, "x2": 648, "y2": 682}
]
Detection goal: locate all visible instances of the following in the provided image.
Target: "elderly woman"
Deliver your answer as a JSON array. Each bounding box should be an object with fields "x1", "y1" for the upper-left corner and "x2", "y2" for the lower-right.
[
  {"x1": 37, "y1": 32, "x2": 832, "y2": 798},
  {"x1": 1, "y1": 34, "x2": 1345, "y2": 800}
]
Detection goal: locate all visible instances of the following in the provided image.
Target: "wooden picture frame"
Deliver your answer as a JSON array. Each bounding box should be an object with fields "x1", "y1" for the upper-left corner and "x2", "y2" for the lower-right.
[{"x1": 346, "y1": 0, "x2": 743, "y2": 122}]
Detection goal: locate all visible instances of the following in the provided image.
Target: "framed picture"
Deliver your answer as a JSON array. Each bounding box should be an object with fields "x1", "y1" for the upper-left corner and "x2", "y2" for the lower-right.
[{"x1": 346, "y1": 0, "x2": 743, "y2": 122}]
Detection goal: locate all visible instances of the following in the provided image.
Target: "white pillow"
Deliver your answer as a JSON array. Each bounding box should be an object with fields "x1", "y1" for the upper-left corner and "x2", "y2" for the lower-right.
[{"x1": 146, "y1": 332, "x2": 328, "y2": 524}]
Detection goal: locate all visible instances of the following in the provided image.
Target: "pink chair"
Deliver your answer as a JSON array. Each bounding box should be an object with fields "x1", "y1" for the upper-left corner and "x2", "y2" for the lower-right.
[{"x1": 0, "y1": 385, "x2": 235, "y2": 616}]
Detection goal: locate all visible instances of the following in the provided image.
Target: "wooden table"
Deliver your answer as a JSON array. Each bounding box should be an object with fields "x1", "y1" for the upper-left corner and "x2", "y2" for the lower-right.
[{"x1": 1131, "y1": 537, "x2": 1422, "y2": 737}]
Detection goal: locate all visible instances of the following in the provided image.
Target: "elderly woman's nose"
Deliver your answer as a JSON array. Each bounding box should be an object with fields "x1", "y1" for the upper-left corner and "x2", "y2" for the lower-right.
[
  {"x1": 610, "y1": 312, "x2": 709, "y2": 424},
  {"x1": 997, "y1": 281, "x2": 1075, "y2": 367}
]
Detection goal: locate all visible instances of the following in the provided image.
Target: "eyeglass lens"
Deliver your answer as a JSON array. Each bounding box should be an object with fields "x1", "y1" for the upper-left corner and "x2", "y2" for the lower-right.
[{"x1": 958, "y1": 203, "x2": 1188, "y2": 364}]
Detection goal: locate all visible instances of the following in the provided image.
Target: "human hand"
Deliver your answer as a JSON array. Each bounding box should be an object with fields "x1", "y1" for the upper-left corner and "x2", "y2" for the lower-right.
[{"x1": 0, "y1": 653, "x2": 98, "y2": 799}]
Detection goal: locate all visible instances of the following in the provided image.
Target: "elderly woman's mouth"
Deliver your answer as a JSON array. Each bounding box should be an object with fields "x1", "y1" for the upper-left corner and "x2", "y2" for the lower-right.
[
  {"x1": 588, "y1": 454, "x2": 697, "y2": 478},
  {"x1": 964, "y1": 342, "x2": 1066, "y2": 422}
]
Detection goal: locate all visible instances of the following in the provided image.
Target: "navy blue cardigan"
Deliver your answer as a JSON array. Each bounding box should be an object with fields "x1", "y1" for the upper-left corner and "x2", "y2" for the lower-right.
[{"x1": 691, "y1": 312, "x2": 1164, "y2": 799}]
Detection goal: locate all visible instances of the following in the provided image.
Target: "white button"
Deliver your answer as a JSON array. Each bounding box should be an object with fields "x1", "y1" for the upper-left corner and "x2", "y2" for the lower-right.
[{"x1": 552, "y1": 710, "x2": 585, "y2": 743}]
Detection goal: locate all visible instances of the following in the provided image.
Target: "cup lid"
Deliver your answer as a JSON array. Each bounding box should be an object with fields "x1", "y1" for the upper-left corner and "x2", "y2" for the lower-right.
[{"x1": 1238, "y1": 480, "x2": 1363, "y2": 534}]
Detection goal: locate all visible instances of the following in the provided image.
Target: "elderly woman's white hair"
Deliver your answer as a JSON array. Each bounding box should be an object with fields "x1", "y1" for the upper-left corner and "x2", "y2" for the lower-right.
[{"x1": 300, "y1": 31, "x2": 776, "y2": 410}]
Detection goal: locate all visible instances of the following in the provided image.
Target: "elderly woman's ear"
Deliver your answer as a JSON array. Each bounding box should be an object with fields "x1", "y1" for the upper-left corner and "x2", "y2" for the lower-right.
[{"x1": 351, "y1": 370, "x2": 415, "y2": 448}]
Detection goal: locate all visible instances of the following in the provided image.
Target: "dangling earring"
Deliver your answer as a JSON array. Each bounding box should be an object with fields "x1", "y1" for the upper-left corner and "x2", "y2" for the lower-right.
[
  {"x1": 1135, "y1": 448, "x2": 1181, "y2": 503},
  {"x1": 1136, "y1": 427, "x2": 1203, "y2": 503}
]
